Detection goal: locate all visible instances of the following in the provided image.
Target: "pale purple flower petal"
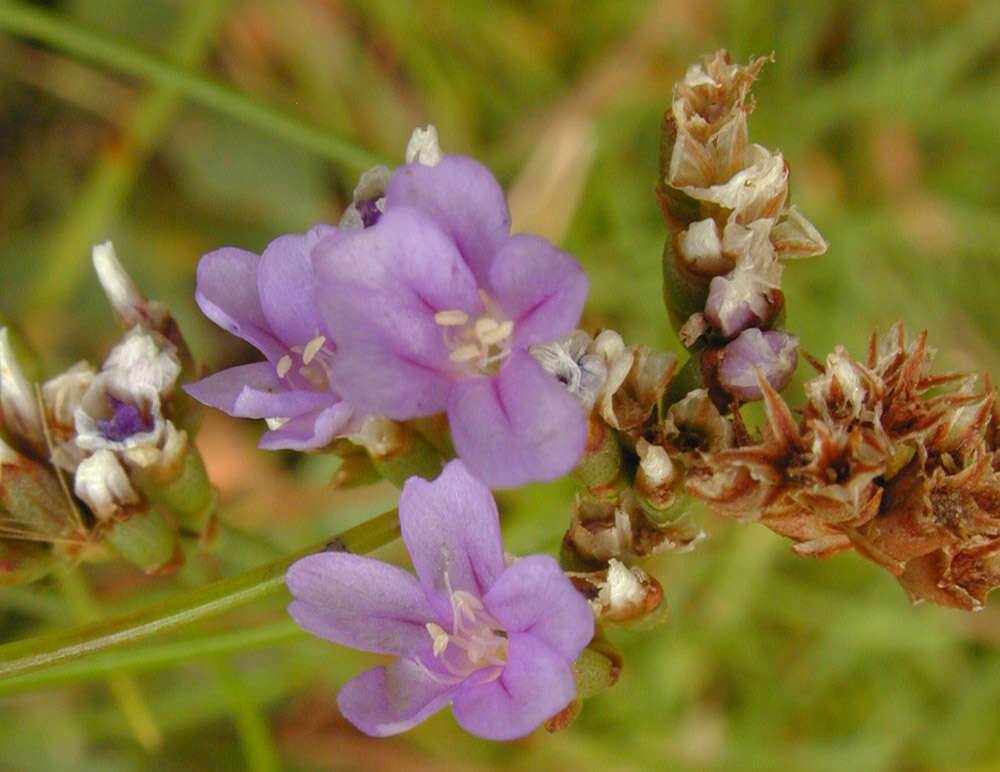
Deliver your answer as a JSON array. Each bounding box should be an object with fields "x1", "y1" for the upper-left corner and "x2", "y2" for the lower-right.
[
  {"x1": 487, "y1": 234, "x2": 589, "y2": 348},
  {"x1": 717, "y1": 328, "x2": 799, "y2": 400},
  {"x1": 286, "y1": 552, "x2": 435, "y2": 656},
  {"x1": 183, "y1": 363, "x2": 329, "y2": 418},
  {"x1": 447, "y1": 351, "x2": 587, "y2": 488},
  {"x1": 451, "y1": 633, "x2": 577, "y2": 740},
  {"x1": 399, "y1": 460, "x2": 505, "y2": 613},
  {"x1": 337, "y1": 660, "x2": 458, "y2": 737},
  {"x1": 483, "y1": 554, "x2": 595, "y2": 660},
  {"x1": 258, "y1": 402, "x2": 355, "y2": 450},
  {"x1": 257, "y1": 225, "x2": 337, "y2": 345},
  {"x1": 385, "y1": 156, "x2": 511, "y2": 286},
  {"x1": 194, "y1": 247, "x2": 285, "y2": 362}
]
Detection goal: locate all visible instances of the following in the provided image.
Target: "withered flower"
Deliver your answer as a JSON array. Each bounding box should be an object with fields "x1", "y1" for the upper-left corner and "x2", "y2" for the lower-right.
[{"x1": 683, "y1": 323, "x2": 1000, "y2": 607}]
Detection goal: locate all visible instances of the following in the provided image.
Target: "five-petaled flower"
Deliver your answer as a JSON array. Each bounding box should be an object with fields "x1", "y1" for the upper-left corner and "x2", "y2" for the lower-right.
[
  {"x1": 184, "y1": 225, "x2": 361, "y2": 450},
  {"x1": 311, "y1": 153, "x2": 589, "y2": 488},
  {"x1": 285, "y1": 460, "x2": 595, "y2": 740}
]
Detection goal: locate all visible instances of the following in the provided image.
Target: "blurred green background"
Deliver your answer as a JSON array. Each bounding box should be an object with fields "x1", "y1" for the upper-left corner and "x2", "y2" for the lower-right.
[{"x1": 3, "y1": 0, "x2": 1000, "y2": 769}]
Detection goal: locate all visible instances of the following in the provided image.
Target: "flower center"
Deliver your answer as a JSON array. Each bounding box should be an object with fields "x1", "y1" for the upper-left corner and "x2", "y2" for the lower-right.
[
  {"x1": 97, "y1": 396, "x2": 153, "y2": 441},
  {"x1": 434, "y1": 291, "x2": 514, "y2": 375},
  {"x1": 424, "y1": 589, "x2": 508, "y2": 681},
  {"x1": 274, "y1": 334, "x2": 334, "y2": 390}
]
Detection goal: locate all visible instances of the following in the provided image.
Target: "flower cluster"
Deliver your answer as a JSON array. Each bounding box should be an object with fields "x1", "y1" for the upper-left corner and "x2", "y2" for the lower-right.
[
  {"x1": 657, "y1": 50, "x2": 827, "y2": 404},
  {"x1": 0, "y1": 244, "x2": 216, "y2": 577},
  {"x1": 683, "y1": 323, "x2": 1000, "y2": 609},
  {"x1": 286, "y1": 460, "x2": 595, "y2": 739},
  {"x1": 186, "y1": 128, "x2": 588, "y2": 489}
]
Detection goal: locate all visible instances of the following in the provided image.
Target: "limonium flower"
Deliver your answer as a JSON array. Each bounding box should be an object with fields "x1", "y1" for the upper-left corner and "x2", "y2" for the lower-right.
[
  {"x1": 286, "y1": 460, "x2": 595, "y2": 739},
  {"x1": 184, "y1": 225, "x2": 360, "y2": 449},
  {"x1": 312, "y1": 151, "x2": 589, "y2": 487}
]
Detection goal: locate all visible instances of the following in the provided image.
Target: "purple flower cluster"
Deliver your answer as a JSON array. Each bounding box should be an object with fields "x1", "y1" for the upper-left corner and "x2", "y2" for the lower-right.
[
  {"x1": 286, "y1": 460, "x2": 594, "y2": 739},
  {"x1": 186, "y1": 145, "x2": 588, "y2": 487}
]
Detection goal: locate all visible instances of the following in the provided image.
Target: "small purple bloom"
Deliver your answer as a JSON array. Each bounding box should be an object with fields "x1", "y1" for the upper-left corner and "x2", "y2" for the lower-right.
[
  {"x1": 717, "y1": 328, "x2": 798, "y2": 401},
  {"x1": 312, "y1": 155, "x2": 589, "y2": 487},
  {"x1": 184, "y1": 225, "x2": 359, "y2": 450},
  {"x1": 286, "y1": 460, "x2": 594, "y2": 739}
]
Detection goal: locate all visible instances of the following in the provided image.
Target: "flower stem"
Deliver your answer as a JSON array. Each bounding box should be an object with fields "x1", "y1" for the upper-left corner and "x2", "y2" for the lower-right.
[{"x1": 0, "y1": 509, "x2": 399, "y2": 680}]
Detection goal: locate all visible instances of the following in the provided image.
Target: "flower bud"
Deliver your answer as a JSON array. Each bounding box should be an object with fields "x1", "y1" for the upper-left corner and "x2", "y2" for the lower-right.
[
  {"x1": 73, "y1": 449, "x2": 140, "y2": 520},
  {"x1": 349, "y1": 416, "x2": 444, "y2": 487},
  {"x1": 0, "y1": 437, "x2": 79, "y2": 541},
  {"x1": 568, "y1": 558, "x2": 667, "y2": 628},
  {"x1": 714, "y1": 328, "x2": 798, "y2": 402},
  {"x1": 0, "y1": 327, "x2": 44, "y2": 450},
  {"x1": 100, "y1": 504, "x2": 182, "y2": 575},
  {"x1": 571, "y1": 416, "x2": 626, "y2": 499},
  {"x1": 131, "y1": 430, "x2": 218, "y2": 537},
  {"x1": 339, "y1": 165, "x2": 391, "y2": 230},
  {"x1": 92, "y1": 242, "x2": 168, "y2": 332},
  {"x1": 545, "y1": 638, "x2": 624, "y2": 732},
  {"x1": 633, "y1": 439, "x2": 691, "y2": 523},
  {"x1": 91, "y1": 242, "x2": 194, "y2": 375},
  {"x1": 405, "y1": 125, "x2": 443, "y2": 167}
]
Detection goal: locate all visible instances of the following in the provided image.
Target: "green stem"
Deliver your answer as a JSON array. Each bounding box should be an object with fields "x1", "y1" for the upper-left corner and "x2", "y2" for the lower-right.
[
  {"x1": 0, "y1": 619, "x2": 303, "y2": 695},
  {"x1": 0, "y1": 1, "x2": 384, "y2": 171},
  {"x1": 0, "y1": 508, "x2": 399, "y2": 680}
]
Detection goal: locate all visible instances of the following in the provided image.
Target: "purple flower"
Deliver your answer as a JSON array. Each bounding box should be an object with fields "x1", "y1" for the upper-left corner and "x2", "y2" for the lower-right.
[
  {"x1": 312, "y1": 155, "x2": 589, "y2": 487},
  {"x1": 286, "y1": 460, "x2": 594, "y2": 739},
  {"x1": 717, "y1": 328, "x2": 798, "y2": 400},
  {"x1": 184, "y1": 225, "x2": 359, "y2": 450}
]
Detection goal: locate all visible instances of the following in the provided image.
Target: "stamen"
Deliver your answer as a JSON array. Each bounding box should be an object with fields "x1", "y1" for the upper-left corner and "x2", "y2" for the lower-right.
[
  {"x1": 426, "y1": 622, "x2": 450, "y2": 656},
  {"x1": 474, "y1": 318, "x2": 499, "y2": 340},
  {"x1": 478, "y1": 320, "x2": 513, "y2": 346},
  {"x1": 276, "y1": 355, "x2": 292, "y2": 379},
  {"x1": 435, "y1": 309, "x2": 470, "y2": 327},
  {"x1": 302, "y1": 335, "x2": 326, "y2": 365},
  {"x1": 450, "y1": 344, "x2": 482, "y2": 363}
]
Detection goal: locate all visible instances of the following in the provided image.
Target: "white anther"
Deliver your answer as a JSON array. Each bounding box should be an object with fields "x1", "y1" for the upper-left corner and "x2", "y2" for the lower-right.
[
  {"x1": 473, "y1": 317, "x2": 499, "y2": 340},
  {"x1": 302, "y1": 335, "x2": 326, "y2": 365},
  {"x1": 449, "y1": 344, "x2": 482, "y2": 363},
  {"x1": 276, "y1": 355, "x2": 292, "y2": 378},
  {"x1": 434, "y1": 309, "x2": 469, "y2": 327},
  {"x1": 478, "y1": 320, "x2": 513, "y2": 346},
  {"x1": 426, "y1": 622, "x2": 449, "y2": 656}
]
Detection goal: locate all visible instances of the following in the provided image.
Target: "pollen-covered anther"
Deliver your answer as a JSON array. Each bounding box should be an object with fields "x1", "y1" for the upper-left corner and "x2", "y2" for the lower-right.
[
  {"x1": 301, "y1": 335, "x2": 326, "y2": 365},
  {"x1": 434, "y1": 310, "x2": 469, "y2": 327},
  {"x1": 276, "y1": 355, "x2": 292, "y2": 379},
  {"x1": 436, "y1": 301, "x2": 515, "y2": 373}
]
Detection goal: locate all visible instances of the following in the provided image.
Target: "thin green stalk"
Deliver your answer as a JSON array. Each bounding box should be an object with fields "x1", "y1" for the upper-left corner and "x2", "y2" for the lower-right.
[
  {"x1": 0, "y1": 1, "x2": 384, "y2": 171},
  {"x1": 0, "y1": 508, "x2": 399, "y2": 680},
  {"x1": 213, "y1": 657, "x2": 281, "y2": 772},
  {"x1": 0, "y1": 619, "x2": 303, "y2": 695}
]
